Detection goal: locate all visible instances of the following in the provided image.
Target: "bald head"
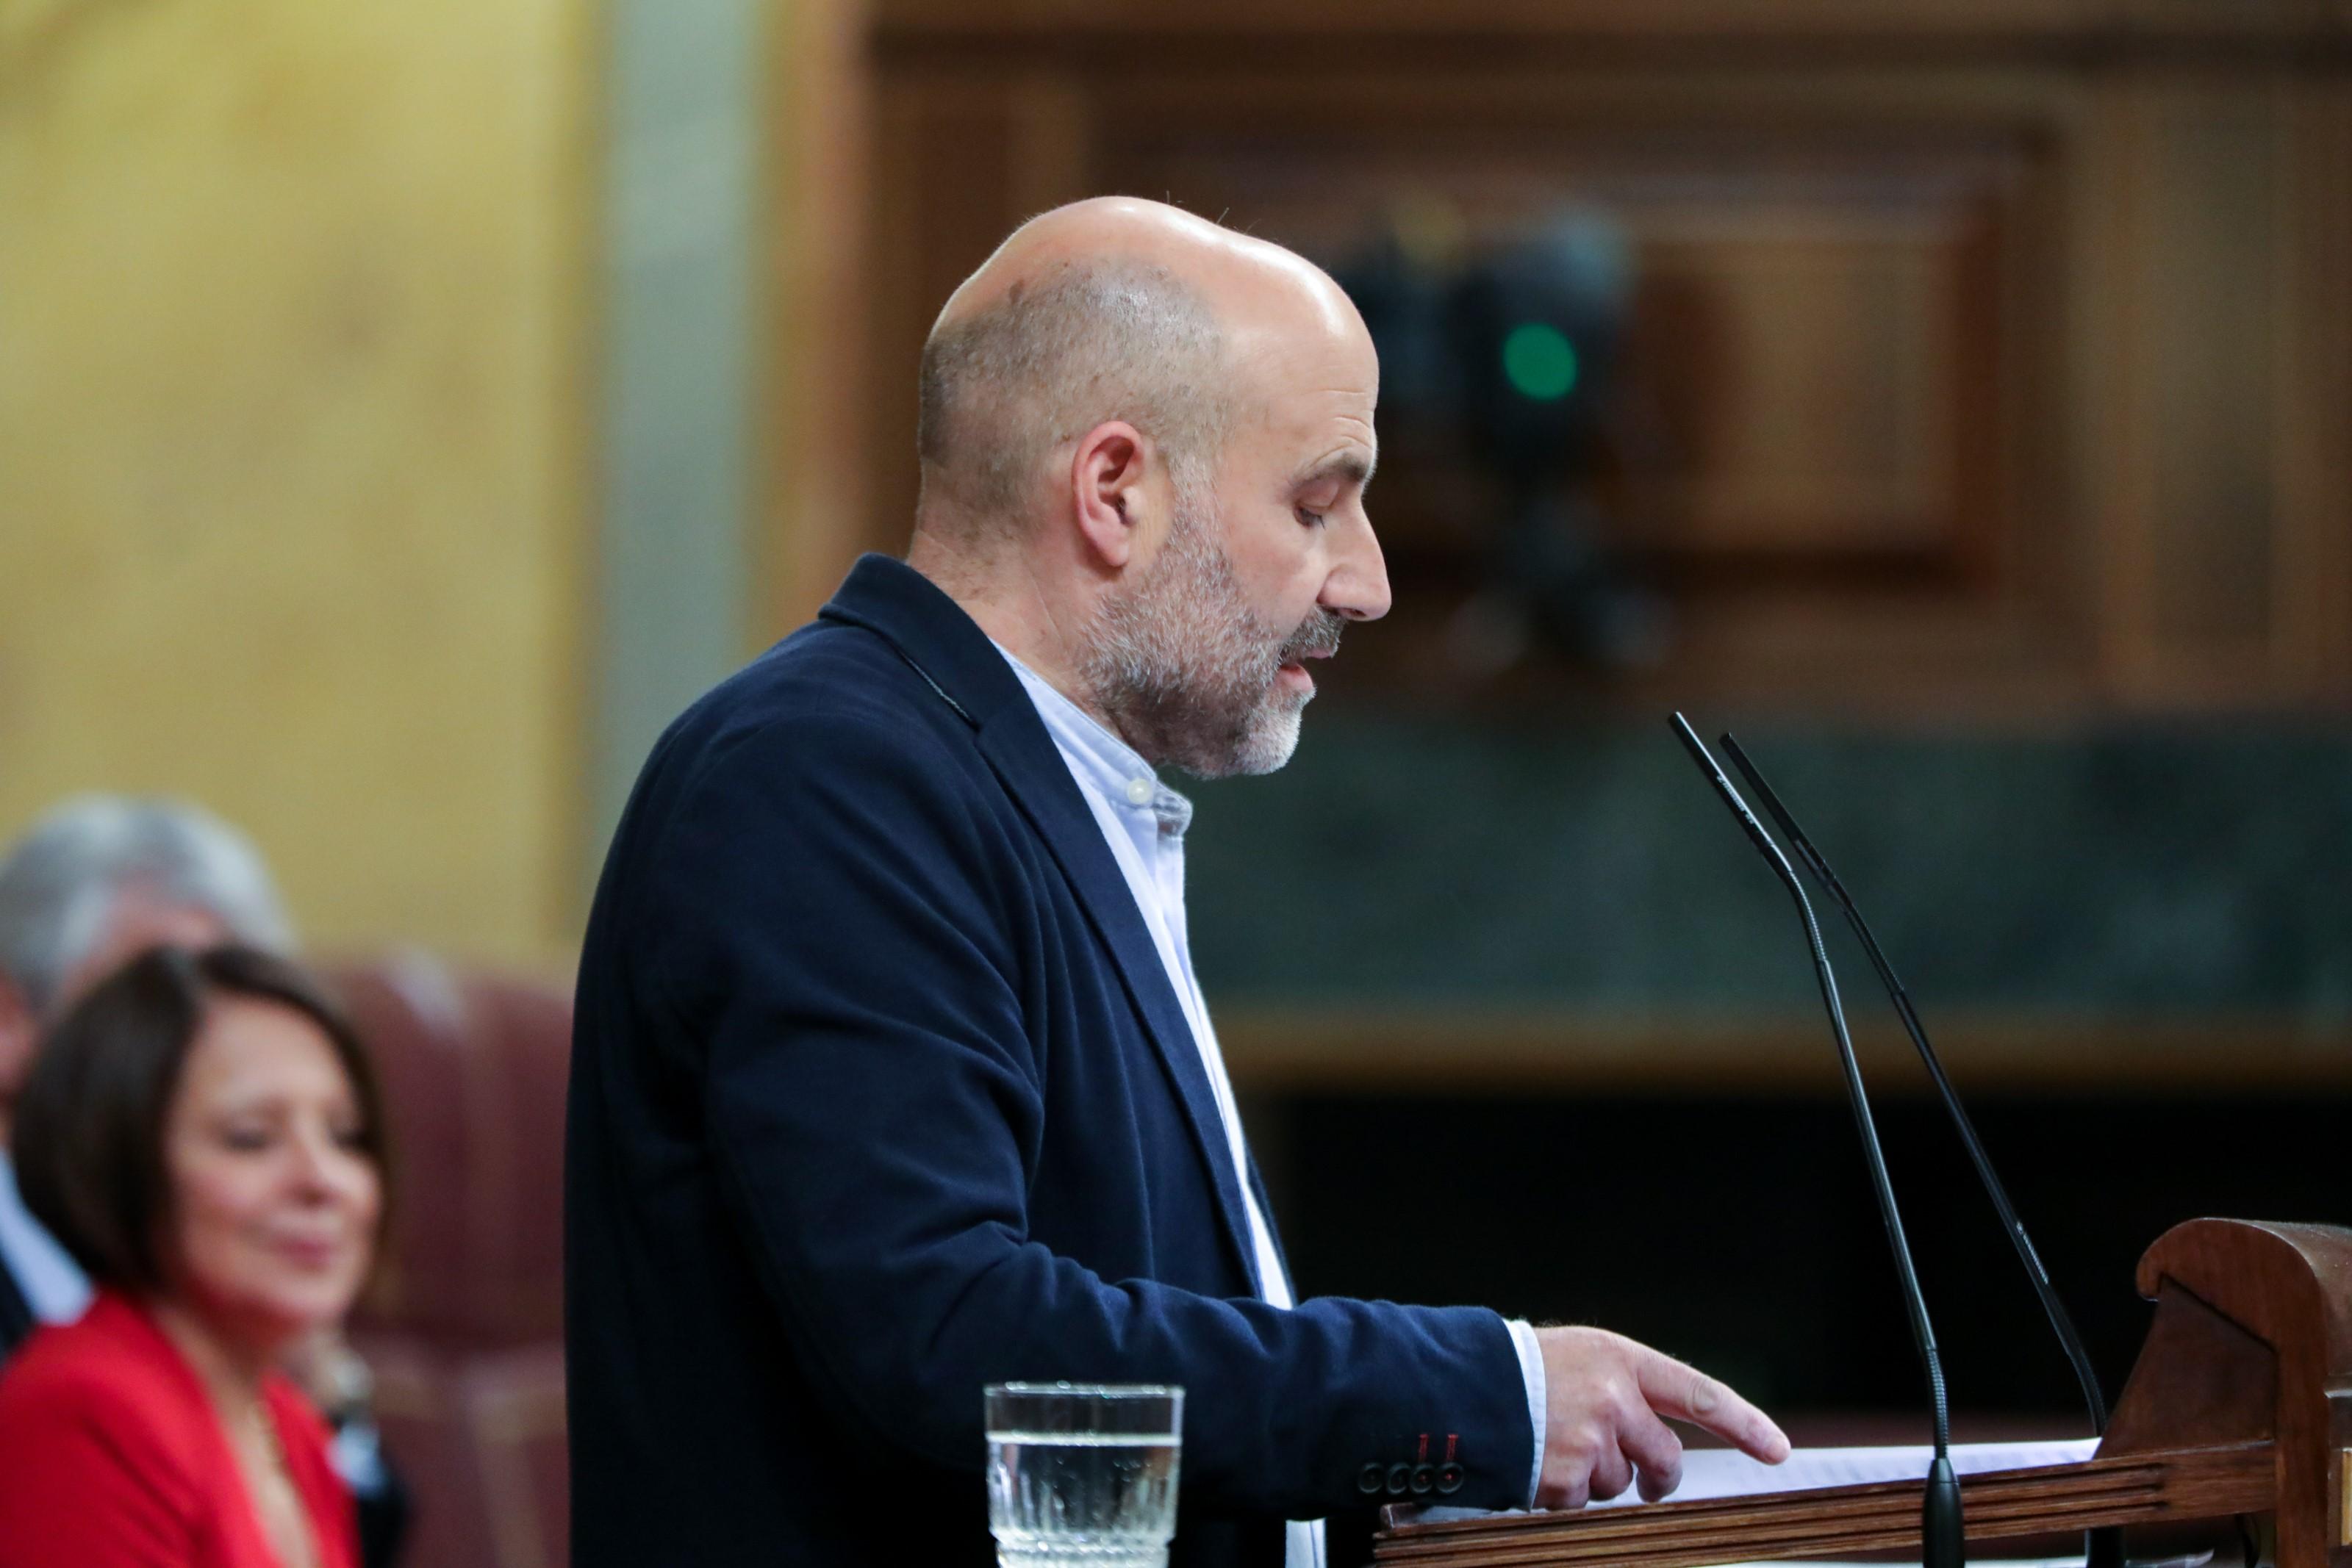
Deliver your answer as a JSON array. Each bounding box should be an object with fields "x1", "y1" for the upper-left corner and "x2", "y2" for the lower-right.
[
  {"x1": 914, "y1": 198, "x2": 1361, "y2": 536},
  {"x1": 908, "y1": 198, "x2": 1389, "y2": 777}
]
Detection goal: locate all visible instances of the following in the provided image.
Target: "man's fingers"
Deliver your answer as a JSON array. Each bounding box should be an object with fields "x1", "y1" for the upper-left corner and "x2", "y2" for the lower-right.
[
  {"x1": 1536, "y1": 1470, "x2": 1591, "y2": 1512},
  {"x1": 1588, "y1": 1445, "x2": 1635, "y2": 1505},
  {"x1": 1632, "y1": 1346, "x2": 1791, "y2": 1464},
  {"x1": 1621, "y1": 1406, "x2": 1685, "y2": 1502},
  {"x1": 1535, "y1": 1328, "x2": 1785, "y2": 1514}
]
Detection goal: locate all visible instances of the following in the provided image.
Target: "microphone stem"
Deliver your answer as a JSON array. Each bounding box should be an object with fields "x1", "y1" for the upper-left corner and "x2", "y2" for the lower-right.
[
  {"x1": 1669, "y1": 714, "x2": 1954, "y2": 1463},
  {"x1": 1784, "y1": 878, "x2": 1953, "y2": 1459},
  {"x1": 1718, "y1": 733, "x2": 2111, "y2": 1439},
  {"x1": 1879, "y1": 977, "x2": 2109, "y2": 1433}
]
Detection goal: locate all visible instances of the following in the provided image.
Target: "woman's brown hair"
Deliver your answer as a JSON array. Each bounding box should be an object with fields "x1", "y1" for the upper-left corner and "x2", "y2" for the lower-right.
[{"x1": 12, "y1": 943, "x2": 390, "y2": 1296}]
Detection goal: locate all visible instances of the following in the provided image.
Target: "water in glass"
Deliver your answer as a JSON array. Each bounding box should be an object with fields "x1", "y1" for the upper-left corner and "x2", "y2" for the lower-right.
[{"x1": 986, "y1": 1384, "x2": 1182, "y2": 1568}]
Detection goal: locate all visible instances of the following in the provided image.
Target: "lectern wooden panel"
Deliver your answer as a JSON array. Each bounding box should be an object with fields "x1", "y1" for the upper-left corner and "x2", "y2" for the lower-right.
[{"x1": 1374, "y1": 1218, "x2": 2352, "y2": 1568}]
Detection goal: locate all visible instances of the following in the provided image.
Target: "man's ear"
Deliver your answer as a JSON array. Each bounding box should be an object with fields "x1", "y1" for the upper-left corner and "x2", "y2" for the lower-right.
[
  {"x1": 1068, "y1": 420, "x2": 1153, "y2": 570},
  {"x1": 0, "y1": 975, "x2": 38, "y2": 1132}
]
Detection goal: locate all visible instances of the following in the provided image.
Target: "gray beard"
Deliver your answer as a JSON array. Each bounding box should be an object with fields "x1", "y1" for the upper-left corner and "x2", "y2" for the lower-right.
[{"x1": 1079, "y1": 488, "x2": 1342, "y2": 779}]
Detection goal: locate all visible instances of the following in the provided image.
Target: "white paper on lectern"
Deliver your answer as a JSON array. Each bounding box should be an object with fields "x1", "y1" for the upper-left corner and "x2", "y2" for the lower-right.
[
  {"x1": 1416, "y1": 1439, "x2": 2105, "y2": 1524},
  {"x1": 1582, "y1": 1438, "x2": 2102, "y2": 1509}
]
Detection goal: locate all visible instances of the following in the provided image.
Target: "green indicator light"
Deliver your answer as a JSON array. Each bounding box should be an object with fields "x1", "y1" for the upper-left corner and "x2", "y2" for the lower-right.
[{"x1": 1502, "y1": 323, "x2": 1579, "y2": 401}]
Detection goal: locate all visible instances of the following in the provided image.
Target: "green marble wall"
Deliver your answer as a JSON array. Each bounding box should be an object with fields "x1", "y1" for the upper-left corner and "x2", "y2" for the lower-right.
[{"x1": 1186, "y1": 714, "x2": 2352, "y2": 1019}]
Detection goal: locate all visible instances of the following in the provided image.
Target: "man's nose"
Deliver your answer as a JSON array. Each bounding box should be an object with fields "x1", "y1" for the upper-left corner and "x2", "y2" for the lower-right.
[{"x1": 1322, "y1": 510, "x2": 1392, "y2": 622}]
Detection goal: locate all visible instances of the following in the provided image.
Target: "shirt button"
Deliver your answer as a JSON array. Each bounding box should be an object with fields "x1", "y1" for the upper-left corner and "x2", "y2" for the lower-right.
[{"x1": 1125, "y1": 777, "x2": 1153, "y2": 806}]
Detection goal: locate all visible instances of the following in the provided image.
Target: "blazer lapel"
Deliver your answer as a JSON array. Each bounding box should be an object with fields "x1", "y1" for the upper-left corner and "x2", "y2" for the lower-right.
[
  {"x1": 975, "y1": 719, "x2": 1264, "y2": 1298},
  {"x1": 821, "y1": 553, "x2": 1266, "y2": 1295}
]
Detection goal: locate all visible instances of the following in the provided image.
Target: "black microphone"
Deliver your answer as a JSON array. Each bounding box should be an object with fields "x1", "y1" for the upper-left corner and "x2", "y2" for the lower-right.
[
  {"x1": 1717, "y1": 733, "x2": 2121, "y2": 1568},
  {"x1": 1671, "y1": 713, "x2": 1964, "y2": 1568}
]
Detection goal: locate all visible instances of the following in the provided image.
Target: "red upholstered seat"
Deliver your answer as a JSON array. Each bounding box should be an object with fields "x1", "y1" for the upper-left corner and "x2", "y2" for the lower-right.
[{"x1": 329, "y1": 954, "x2": 571, "y2": 1568}]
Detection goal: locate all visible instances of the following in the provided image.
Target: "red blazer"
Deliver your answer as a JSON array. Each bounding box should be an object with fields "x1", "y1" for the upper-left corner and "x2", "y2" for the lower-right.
[{"x1": 0, "y1": 1292, "x2": 357, "y2": 1568}]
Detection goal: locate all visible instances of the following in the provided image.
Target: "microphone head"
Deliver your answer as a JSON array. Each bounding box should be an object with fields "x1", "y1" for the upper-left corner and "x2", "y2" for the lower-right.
[{"x1": 1669, "y1": 713, "x2": 1785, "y2": 866}]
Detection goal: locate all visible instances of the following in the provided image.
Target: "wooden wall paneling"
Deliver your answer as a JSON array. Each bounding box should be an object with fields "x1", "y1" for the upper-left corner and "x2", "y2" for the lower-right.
[
  {"x1": 2093, "y1": 75, "x2": 2294, "y2": 706},
  {"x1": 1006, "y1": 73, "x2": 1091, "y2": 217},
  {"x1": 762, "y1": 0, "x2": 875, "y2": 634},
  {"x1": 2143, "y1": 83, "x2": 2280, "y2": 670},
  {"x1": 2275, "y1": 81, "x2": 2352, "y2": 702},
  {"x1": 1942, "y1": 155, "x2": 2011, "y2": 594},
  {"x1": 1086, "y1": 66, "x2": 2091, "y2": 710},
  {"x1": 2116, "y1": 0, "x2": 2352, "y2": 46},
  {"x1": 853, "y1": 26, "x2": 2348, "y2": 714},
  {"x1": 864, "y1": 71, "x2": 1092, "y2": 557},
  {"x1": 867, "y1": 75, "x2": 999, "y2": 560},
  {"x1": 870, "y1": 0, "x2": 2348, "y2": 52},
  {"x1": 2083, "y1": 70, "x2": 2143, "y2": 705},
  {"x1": 1621, "y1": 177, "x2": 1976, "y2": 561},
  {"x1": 2000, "y1": 84, "x2": 2095, "y2": 666},
  {"x1": 1212, "y1": 1007, "x2": 2352, "y2": 1093},
  {"x1": 2094, "y1": 67, "x2": 2352, "y2": 715}
]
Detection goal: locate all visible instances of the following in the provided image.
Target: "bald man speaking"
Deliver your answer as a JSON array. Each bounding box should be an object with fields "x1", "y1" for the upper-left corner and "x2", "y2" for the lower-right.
[{"x1": 564, "y1": 199, "x2": 1786, "y2": 1568}]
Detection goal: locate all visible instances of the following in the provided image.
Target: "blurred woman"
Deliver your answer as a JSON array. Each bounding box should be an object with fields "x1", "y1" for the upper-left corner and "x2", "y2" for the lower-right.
[{"x1": 0, "y1": 946, "x2": 386, "y2": 1568}]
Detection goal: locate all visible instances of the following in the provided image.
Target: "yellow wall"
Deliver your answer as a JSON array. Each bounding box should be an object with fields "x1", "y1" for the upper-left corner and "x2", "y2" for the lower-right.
[{"x1": 0, "y1": 0, "x2": 593, "y2": 968}]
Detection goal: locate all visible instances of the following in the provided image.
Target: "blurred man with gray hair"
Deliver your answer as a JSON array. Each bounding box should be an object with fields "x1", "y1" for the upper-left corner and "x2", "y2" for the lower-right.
[{"x1": 0, "y1": 794, "x2": 293, "y2": 1348}]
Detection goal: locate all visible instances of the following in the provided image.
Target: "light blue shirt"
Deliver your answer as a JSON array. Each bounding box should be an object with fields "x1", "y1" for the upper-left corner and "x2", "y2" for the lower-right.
[
  {"x1": 998, "y1": 649, "x2": 1549, "y2": 1557},
  {"x1": 0, "y1": 1149, "x2": 91, "y2": 1328}
]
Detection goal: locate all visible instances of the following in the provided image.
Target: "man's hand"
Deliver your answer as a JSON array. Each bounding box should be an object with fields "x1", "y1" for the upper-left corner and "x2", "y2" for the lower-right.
[{"x1": 1535, "y1": 1326, "x2": 1790, "y2": 1510}]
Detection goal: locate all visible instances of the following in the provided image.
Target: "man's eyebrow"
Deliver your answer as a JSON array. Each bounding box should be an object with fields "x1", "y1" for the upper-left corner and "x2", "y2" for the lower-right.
[{"x1": 1293, "y1": 450, "x2": 1377, "y2": 491}]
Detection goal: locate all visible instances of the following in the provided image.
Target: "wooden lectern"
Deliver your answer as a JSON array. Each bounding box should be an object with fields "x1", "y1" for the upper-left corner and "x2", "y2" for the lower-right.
[{"x1": 1374, "y1": 1219, "x2": 2352, "y2": 1568}]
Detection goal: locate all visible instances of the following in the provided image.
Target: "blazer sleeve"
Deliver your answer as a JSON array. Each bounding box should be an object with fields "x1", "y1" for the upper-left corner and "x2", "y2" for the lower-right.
[
  {"x1": 0, "y1": 1369, "x2": 196, "y2": 1568},
  {"x1": 639, "y1": 708, "x2": 1534, "y2": 1521}
]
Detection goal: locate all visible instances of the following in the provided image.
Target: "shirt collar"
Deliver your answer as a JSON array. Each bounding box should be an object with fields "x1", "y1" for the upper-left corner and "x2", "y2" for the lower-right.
[
  {"x1": 0, "y1": 1148, "x2": 91, "y2": 1324},
  {"x1": 994, "y1": 646, "x2": 1193, "y2": 836}
]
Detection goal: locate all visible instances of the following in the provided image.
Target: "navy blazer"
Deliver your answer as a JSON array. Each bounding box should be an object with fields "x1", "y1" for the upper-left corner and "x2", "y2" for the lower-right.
[{"x1": 564, "y1": 556, "x2": 1532, "y2": 1567}]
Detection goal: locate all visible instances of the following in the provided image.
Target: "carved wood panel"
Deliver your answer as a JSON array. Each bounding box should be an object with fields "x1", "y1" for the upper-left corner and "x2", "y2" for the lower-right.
[
  {"x1": 828, "y1": 18, "x2": 2352, "y2": 713},
  {"x1": 1098, "y1": 106, "x2": 2037, "y2": 582}
]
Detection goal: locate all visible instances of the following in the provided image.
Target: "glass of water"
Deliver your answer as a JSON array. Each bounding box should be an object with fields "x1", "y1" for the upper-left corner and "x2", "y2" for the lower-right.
[{"x1": 986, "y1": 1382, "x2": 1183, "y2": 1567}]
